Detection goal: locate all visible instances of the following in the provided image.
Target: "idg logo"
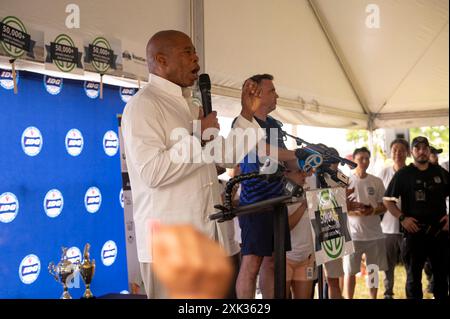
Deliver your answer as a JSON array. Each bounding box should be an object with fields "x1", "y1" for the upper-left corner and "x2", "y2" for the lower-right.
[
  {"x1": 19, "y1": 254, "x2": 40, "y2": 284},
  {"x1": 119, "y1": 87, "x2": 136, "y2": 103},
  {"x1": 66, "y1": 246, "x2": 82, "y2": 264},
  {"x1": 103, "y1": 130, "x2": 119, "y2": 156},
  {"x1": 101, "y1": 240, "x2": 117, "y2": 266},
  {"x1": 84, "y1": 187, "x2": 102, "y2": 213},
  {"x1": 0, "y1": 192, "x2": 19, "y2": 223},
  {"x1": 43, "y1": 189, "x2": 64, "y2": 218},
  {"x1": 119, "y1": 188, "x2": 124, "y2": 208},
  {"x1": 65, "y1": 128, "x2": 84, "y2": 156},
  {"x1": 43, "y1": 75, "x2": 63, "y2": 95},
  {"x1": 84, "y1": 81, "x2": 99, "y2": 99},
  {"x1": 0, "y1": 68, "x2": 19, "y2": 90},
  {"x1": 21, "y1": 126, "x2": 43, "y2": 156}
]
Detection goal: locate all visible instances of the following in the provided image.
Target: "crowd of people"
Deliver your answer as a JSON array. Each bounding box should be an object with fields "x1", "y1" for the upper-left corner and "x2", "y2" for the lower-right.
[{"x1": 121, "y1": 30, "x2": 449, "y2": 299}]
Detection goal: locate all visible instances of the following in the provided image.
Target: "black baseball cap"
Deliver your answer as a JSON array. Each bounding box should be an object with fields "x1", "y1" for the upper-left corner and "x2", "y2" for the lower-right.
[
  {"x1": 430, "y1": 146, "x2": 443, "y2": 155},
  {"x1": 411, "y1": 136, "x2": 429, "y2": 148}
]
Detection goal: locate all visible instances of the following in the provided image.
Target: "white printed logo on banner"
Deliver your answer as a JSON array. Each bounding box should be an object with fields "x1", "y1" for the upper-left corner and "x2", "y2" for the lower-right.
[
  {"x1": 21, "y1": 126, "x2": 43, "y2": 156},
  {"x1": 66, "y1": 246, "x2": 82, "y2": 264},
  {"x1": 19, "y1": 254, "x2": 41, "y2": 284},
  {"x1": 119, "y1": 87, "x2": 136, "y2": 103},
  {"x1": 103, "y1": 130, "x2": 119, "y2": 156},
  {"x1": 119, "y1": 188, "x2": 124, "y2": 208},
  {"x1": 84, "y1": 81, "x2": 99, "y2": 99},
  {"x1": 0, "y1": 69, "x2": 19, "y2": 90},
  {"x1": 43, "y1": 189, "x2": 64, "y2": 218},
  {"x1": 84, "y1": 187, "x2": 102, "y2": 213},
  {"x1": 65, "y1": 128, "x2": 84, "y2": 156},
  {"x1": 101, "y1": 240, "x2": 117, "y2": 266},
  {"x1": 43, "y1": 75, "x2": 63, "y2": 95},
  {"x1": 0, "y1": 192, "x2": 19, "y2": 223}
]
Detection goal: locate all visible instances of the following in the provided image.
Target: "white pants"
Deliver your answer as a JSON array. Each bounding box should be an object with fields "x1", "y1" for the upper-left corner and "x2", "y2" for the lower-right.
[{"x1": 139, "y1": 262, "x2": 168, "y2": 299}]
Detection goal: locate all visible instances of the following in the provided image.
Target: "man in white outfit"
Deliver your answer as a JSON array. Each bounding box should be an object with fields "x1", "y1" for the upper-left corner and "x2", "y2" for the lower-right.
[{"x1": 121, "y1": 30, "x2": 265, "y2": 298}]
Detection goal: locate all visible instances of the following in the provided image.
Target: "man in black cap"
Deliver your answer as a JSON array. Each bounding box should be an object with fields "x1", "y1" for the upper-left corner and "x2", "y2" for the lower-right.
[
  {"x1": 424, "y1": 144, "x2": 444, "y2": 293},
  {"x1": 383, "y1": 136, "x2": 449, "y2": 299},
  {"x1": 429, "y1": 146, "x2": 443, "y2": 166}
]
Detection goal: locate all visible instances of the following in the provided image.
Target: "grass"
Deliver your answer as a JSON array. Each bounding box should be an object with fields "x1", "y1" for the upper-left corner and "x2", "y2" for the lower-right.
[
  {"x1": 258, "y1": 265, "x2": 435, "y2": 299},
  {"x1": 353, "y1": 265, "x2": 434, "y2": 299}
]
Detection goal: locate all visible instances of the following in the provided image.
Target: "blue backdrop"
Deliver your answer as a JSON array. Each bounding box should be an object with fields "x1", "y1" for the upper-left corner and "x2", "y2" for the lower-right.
[{"x1": 0, "y1": 69, "x2": 133, "y2": 298}]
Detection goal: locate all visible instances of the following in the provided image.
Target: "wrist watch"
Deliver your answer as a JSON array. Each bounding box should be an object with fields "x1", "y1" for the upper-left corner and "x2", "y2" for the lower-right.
[{"x1": 399, "y1": 214, "x2": 406, "y2": 222}]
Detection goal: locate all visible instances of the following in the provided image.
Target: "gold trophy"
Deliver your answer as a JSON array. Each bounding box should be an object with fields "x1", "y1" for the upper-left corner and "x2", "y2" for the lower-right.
[
  {"x1": 79, "y1": 243, "x2": 96, "y2": 298},
  {"x1": 48, "y1": 247, "x2": 77, "y2": 299}
]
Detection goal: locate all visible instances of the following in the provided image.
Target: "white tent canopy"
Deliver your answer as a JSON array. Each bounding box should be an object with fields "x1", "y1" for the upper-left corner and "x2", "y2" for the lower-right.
[{"x1": 1, "y1": 0, "x2": 448, "y2": 129}]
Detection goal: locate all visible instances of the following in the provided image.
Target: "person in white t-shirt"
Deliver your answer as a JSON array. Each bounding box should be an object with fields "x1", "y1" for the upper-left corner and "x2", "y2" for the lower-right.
[
  {"x1": 217, "y1": 166, "x2": 241, "y2": 299},
  {"x1": 284, "y1": 167, "x2": 317, "y2": 298},
  {"x1": 344, "y1": 147, "x2": 387, "y2": 299},
  {"x1": 377, "y1": 138, "x2": 409, "y2": 299}
]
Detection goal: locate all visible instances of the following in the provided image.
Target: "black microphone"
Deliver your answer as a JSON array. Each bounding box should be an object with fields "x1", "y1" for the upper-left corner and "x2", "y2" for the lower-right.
[
  {"x1": 341, "y1": 158, "x2": 357, "y2": 169},
  {"x1": 308, "y1": 143, "x2": 357, "y2": 169},
  {"x1": 198, "y1": 73, "x2": 212, "y2": 116}
]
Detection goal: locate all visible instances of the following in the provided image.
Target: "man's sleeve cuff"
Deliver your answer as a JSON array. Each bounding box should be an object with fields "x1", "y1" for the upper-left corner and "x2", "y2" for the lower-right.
[{"x1": 383, "y1": 196, "x2": 399, "y2": 203}]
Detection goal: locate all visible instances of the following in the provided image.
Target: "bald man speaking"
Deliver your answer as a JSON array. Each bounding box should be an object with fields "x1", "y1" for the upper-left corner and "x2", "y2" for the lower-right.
[{"x1": 121, "y1": 30, "x2": 265, "y2": 298}]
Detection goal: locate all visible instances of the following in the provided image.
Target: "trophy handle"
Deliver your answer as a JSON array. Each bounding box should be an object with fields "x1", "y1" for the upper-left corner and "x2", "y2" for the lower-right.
[
  {"x1": 83, "y1": 243, "x2": 91, "y2": 260},
  {"x1": 61, "y1": 247, "x2": 68, "y2": 260},
  {"x1": 48, "y1": 262, "x2": 59, "y2": 282}
]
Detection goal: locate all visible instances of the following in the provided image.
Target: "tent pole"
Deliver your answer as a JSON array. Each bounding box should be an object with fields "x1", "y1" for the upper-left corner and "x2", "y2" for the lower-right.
[
  {"x1": 368, "y1": 115, "x2": 376, "y2": 170},
  {"x1": 190, "y1": 0, "x2": 205, "y2": 73}
]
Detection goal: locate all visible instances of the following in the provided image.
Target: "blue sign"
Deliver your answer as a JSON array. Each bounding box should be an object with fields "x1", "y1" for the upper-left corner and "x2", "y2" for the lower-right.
[{"x1": 0, "y1": 71, "x2": 128, "y2": 298}]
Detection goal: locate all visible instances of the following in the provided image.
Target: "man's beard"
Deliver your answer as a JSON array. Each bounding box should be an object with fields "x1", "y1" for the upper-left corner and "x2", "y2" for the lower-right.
[{"x1": 414, "y1": 156, "x2": 428, "y2": 164}]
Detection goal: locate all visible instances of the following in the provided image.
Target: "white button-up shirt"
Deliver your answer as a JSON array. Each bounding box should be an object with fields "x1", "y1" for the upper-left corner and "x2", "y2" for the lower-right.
[{"x1": 121, "y1": 74, "x2": 265, "y2": 262}]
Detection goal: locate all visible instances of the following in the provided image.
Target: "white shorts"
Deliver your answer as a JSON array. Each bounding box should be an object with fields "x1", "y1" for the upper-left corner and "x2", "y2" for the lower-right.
[
  {"x1": 323, "y1": 258, "x2": 344, "y2": 279},
  {"x1": 343, "y1": 239, "x2": 388, "y2": 276},
  {"x1": 286, "y1": 254, "x2": 317, "y2": 282}
]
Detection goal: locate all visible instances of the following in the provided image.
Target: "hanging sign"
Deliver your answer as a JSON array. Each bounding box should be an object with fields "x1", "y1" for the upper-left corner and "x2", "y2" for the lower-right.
[
  {"x1": 0, "y1": 16, "x2": 35, "y2": 59},
  {"x1": 84, "y1": 36, "x2": 122, "y2": 76},
  {"x1": 45, "y1": 32, "x2": 83, "y2": 74},
  {"x1": 306, "y1": 187, "x2": 354, "y2": 265}
]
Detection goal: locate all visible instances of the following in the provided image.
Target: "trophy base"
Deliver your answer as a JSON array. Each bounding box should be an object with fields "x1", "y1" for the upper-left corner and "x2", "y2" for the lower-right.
[
  {"x1": 81, "y1": 288, "x2": 95, "y2": 299},
  {"x1": 61, "y1": 291, "x2": 72, "y2": 299}
]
